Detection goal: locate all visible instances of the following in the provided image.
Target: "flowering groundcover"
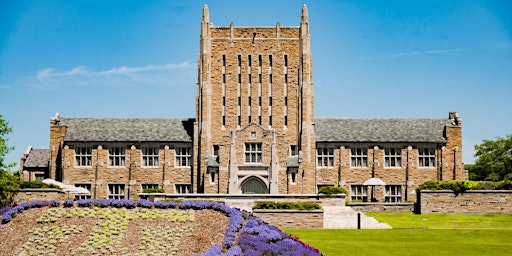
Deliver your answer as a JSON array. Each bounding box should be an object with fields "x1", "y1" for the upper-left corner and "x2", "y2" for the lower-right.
[{"x1": 1, "y1": 199, "x2": 321, "y2": 255}]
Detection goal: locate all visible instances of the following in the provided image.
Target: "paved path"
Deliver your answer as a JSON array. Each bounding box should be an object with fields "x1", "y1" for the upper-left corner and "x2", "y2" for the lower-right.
[{"x1": 225, "y1": 200, "x2": 392, "y2": 229}]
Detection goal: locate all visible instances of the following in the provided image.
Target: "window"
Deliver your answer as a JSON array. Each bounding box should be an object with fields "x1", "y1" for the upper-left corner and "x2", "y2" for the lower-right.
[
  {"x1": 258, "y1": 97, "x2": 262, "y2": 106},
  {"x1": 142, "y1": 147, "x2": 159, "y2": 167},
  {"x1": 350, "y1": 148, "x2": 368, "y2": 167},
  {"x1": 245, "y1": 143, "x2": 262, "y2": 163},
  {"x1": 258, "y1": 74, "x2": 262, "y2": 83},
  {"x1": 258, "y1": 116, "x2": 262, "y2": 125},
  {"x1": 35, "y1": 173, "x2": 45, "y2": 181},
  {"x1": 269, "y1": 116, "x2": 272, "y2": 126},
  {"x1": 248, "y1": 54, "x2": 252, "y2": 66},
  {"x1": 284, "y1": 116, "x2": 287, "y2": 126},
  {"x1": 238, "y1": 74, "x2": 241, "y2": 83},
  {"x1": 237, "y1": 54, "x2": 241, "y2": 66},
  {"x1": 285, "y1": 74, "x2": 288, "y2": 83},
  {"x1": 141, "y1": 184, "x2": 159, "y2": 191},
  {"x1": 269, "y1": 74, "x2": 272, "y2": 84},
  {"x1": 290, "y1": 171, "x2": 297, "y2": 184},
  {"x1": 269, "y1": 55, "x2": 272, "y2": 67},
  {"x1": 74, "y1": 184, "x2": 92, "y2": 200},
  {"x1": 248, "y1": 115, "x2": 252, "y2": 123},
  {"x1": 75, "y1": 147, "x2": 92, "y2": 167},
  {"x1": 258, "y1": 55, "x2": 262, "y2": 66},
  {"x1": 317, "y1": 147, "x2": 334, "y2": 167},
  {"x1": 175, "y1": 184, "x2": 191, "y2": 194},
  {"x1": 351, "y1": 185, "x2": 368, "y2": 202},
  {"x1": 418, "y1": 148, "x2": 436, "y2": 167},
  {"x1": 222, "y1": 116, "x2": 226, "y2": 126},
  {"x1": 175, "y1": 147, "x2": 192, "y2": 167},
  {"x1": 213, "y1": 145, "x2": 219, "y2": 163},
  {"x1": 385, "y1": 185, "x2": 402, "y2": 202},
  {"x1": 384, "y1": 148, "x2": 402, "y2": 167},
  {"x1": 238, "y1": 116, "x2": 241, "y2": 126},
  {"x1": 248, "y1": 97, "x2": 251, "y2": 106},
  {"x1": 108, "y1": 147, "x2": 126, "y2": 167},
  {"x1": 210, "y1": 171, "x2": 216, "y2": 183},
  {"x1": 290, "y1": 145, "x2": 297, "y2": 156},
  {"x1": 269, "y1": 97, "x2": 272, "y2": 106},
  {"x1": 284, "y1": 96, "x2": 288, "y2": 106},
  {"x1": 222, "y1": 55, "x2": 226, "y2": 66},
  {"x1": 284, "y1": 54, "x2": 288, "y2": 66},
  {"x1": 222, "y1": 74, "x2": 226, "y2": 83},
  {"x1": 108, "y1": 184, "x2": 125, "y2": 199},
  {"x1": 248, "y1": 73, "x2": 252, "y2": 83},
  {"x1": 238, "y1": 97, "x2": 241, "y2": 106}
]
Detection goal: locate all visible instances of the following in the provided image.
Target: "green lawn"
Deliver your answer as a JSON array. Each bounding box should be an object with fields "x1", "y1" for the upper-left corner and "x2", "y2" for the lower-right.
[{"x1": 284, "y1": 213, "x2": 512, "y2": 256}]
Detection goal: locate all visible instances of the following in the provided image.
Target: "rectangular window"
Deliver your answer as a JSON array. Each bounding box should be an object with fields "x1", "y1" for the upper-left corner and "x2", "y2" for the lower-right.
[
  {"x1": 258, "y1": 74, "x2": 262, "y2": 83},
  {"x1": 284, "y1": 54, "x2": 288, "y2": 66},
  {"x1": 175, "y1": 184, "x2": 191, "y2": 194},
  {"x1": 35, "y1": 173, "x2": 45, "y2": 181},
  {"x1": 351, "y1": 185, "x2": 368, "y2": 202},
  {"x1": 222, "y1": 74, "x2": 226, "y2": 83},
  {"x1": 350, "y1": 148, "x2": 368, "y2": 167},
  {"x1": 384, "y1": 148, "x2": 402, "y2": 167},
  {"x1": 248, "y1": 115, "x2": 252, "y2": 123},
  {"x1": 418, "y1": 148, "x2": 436, "y2": 167},
  {"x1": 108, "y1": 184, "x2": 125, "y2": 200},
  {"x1": 284, "y1": 116, "x2": 288, "y2": 126},
  {"x1": 269, "y1": 116, "x2": 272, "y2": 126},
  {"x1": 210, "y1": 171, "x2": 217, "y2": 183},
  {"x1": 258, "y1": 55, "x2": 262, "y2": 66},
  {"x1": 175, "y1": 147, "x2": 192, "y2": 167},
  {"x1": 108, "y1": 147, "x2": 126, "y2": 167},
  {"x1": 385, "y1": 185, "x2": 402, "y2": 202},
  {"x1": 74, "y1": 183, "x2": 92, "y2": 200},
  {"x1": 269, "y1": 74, "x2": 272, "y2": 84},
  {"x1": 269, "y1": 55, "x2": 272, "y2": 67},
  {"x1": 238, "y1": 116, "x2": 241, "y2": 126},
  {"x1": 269, "y1": 96, "x2": 272, "y2": 106},
  {"x1": 75, "y1": 147, "x2": 92, "y2": 167},
  {"x1": 222, "y1": 96, "x2": 226, "y2": 106},
  {"x1": 248, "y1": 97, "x2": 251, "y2": 106},
  {"x1": 222, "y1": 55, "x2": 226, "y2": 66},
  {"x1": 290, "y1": 171, "x2": 297, "y2": 184},
  {"x1": 245, "y1": 143, "x2": 262, "y2": 163},
  {"x1": 141, "y1": 184, "x2": 159, "y2": 191},
  {"x1": 258, "y1": 116, "x2": 262, "y2": 125},
  {"x1": 317, "y1": 147, "x2": 334, "y2": 167},
  {"x1": 238, "y1": 54, "x2": 241, "y2": 67},
  {"x1": 142, "y1": 147, "x2": 159, "y2": 167},
  {"x1": 284, "y1": 74, "x2": 288, "y2": 84},
  {"x1": 248, "y1": 74, "x2": 251, "y2": 83},
  {"x1": 258, "y1": 97, "x2": 262, "y2": 106},
  {"x1": 238, "y1": 74, "x2": 241, "y2": 83},
  {"x1": 238, "y1": 97, "x2": 241, "y2": 106},
  {"x1": 284, "y1": 96, "x2": 288, "y2": 106},
  {"x1": 222, "y1": 116, "x2": 226, "y2": 126},
  {"x1": 248, "y1": 54, "x2": 252, "y2": 67},
  {"x1": 290, "y1": 145, "x2": 297, "y2": 156}
]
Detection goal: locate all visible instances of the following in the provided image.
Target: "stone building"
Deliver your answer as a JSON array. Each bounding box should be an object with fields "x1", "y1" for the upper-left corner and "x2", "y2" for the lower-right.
[{"x1": 20, "y1": 5, "x2": 464, "y2": 202}]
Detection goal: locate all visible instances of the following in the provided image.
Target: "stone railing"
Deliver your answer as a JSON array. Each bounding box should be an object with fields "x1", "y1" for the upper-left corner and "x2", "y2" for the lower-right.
[
  {"x1": 418, "y1": 190, "x2": 512, "y2": 214},
  {"x1": 14, "y1": 188, "x2": 66, "y2": 204},
  {"x1": 252, "y1": 209, "x2": 324, "y2": 229}
]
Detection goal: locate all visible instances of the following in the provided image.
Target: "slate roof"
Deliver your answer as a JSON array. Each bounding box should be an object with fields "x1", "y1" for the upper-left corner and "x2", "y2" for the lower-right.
[
  {"x1": 314, "y1": 118, "x2": 451, "y2": 143},
  {"x1": 24, "y1": 149, "x2": 49, "y2": 168},
  {"x1": 59, "y1": 118, "x2": 194, "y2": 142}
]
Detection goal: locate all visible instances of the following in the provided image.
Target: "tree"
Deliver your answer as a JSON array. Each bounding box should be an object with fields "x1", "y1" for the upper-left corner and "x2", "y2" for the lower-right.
[
  {"x1": 469, "y1": 134, "x2": 512, "y2": 181},
  {"x1": 0, "y1": 114, "x2": 19, "y2": 206}
]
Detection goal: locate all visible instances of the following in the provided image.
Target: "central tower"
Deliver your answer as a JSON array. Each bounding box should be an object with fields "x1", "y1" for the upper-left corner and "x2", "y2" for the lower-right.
[{"x1": 194, "y1": 5, "x2": 315, "y2": 194}]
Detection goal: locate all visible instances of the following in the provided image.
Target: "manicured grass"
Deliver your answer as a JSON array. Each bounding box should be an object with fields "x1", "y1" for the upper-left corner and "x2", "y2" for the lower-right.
[
  {"x1": 284, "y1": 213, "x2": 512, "y2": 256},
  {"x1": 285, "y1": 229, "x2": 512, "y2": 256}
]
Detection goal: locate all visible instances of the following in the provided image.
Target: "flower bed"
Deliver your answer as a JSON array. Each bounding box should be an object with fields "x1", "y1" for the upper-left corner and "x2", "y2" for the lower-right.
[{"x1": 0, "y1": 199, "x2": 321, "y2": 255}]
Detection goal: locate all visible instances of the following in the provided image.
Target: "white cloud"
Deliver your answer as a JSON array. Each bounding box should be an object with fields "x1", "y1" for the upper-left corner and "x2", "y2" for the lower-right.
[
  {"x1": 361, "y1": 48, "x2": 469, "y2": 60},
  {"x1": 29, "y1": 62, "x2": 195, "y2": 89}
]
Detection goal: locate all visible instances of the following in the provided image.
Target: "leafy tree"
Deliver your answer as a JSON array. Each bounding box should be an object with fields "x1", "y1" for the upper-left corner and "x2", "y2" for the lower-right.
[
  {"x1": 469, "y1": 134, "x2": 512, "y2": 181},
  {"x1": 0, "y1": 114, "x2": 19, "y2": 206}
]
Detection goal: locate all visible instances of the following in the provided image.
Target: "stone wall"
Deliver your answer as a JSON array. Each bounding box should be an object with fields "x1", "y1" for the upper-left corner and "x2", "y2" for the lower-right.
[
  {"x1": 419, "y1": 190, "x2": 512, "y2": 214},
  {"x1": 348, "y1": 203, "x2": 414, "y2": 212},
  {"x1": 14, "y1": 189, "x2": 66, "y2": 204},
  {"x1": 252, "y1": 209, "x2": 323, "y2": 229}
]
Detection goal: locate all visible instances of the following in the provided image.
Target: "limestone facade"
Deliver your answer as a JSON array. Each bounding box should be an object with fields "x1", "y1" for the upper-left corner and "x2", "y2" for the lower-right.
[{"x1": 20, "y1": 5, "x2": 464, "y2": 203}]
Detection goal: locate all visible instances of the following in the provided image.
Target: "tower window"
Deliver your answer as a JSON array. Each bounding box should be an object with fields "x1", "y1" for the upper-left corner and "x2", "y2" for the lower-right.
[
  {"x1": 222, "y1": 74, "x2": 226, "y2": 83},
  {"x1": 258, "y1": 55, "x2": 262, "y2": 66},
  {"x1": 248, "y1": 97, "x2": 252, "y2": 106},
  {"x1": 248, "y1": 115, "x2": 252, "y2": 123},
  {"x1": 222, "y1": 97, "x2": 226, "y2": 106},
  {"x1": 259, "y1": 116, "x2": 262, "y2": 125},
  {"x1": 269, "y1": 97, "x2": 272, "y2": 106},
  {"x1": 248, "y1": 74, "x2": 251, "y2": 83},
  {"x1": 238, "y1": 97, "x2": 241, "y2": 106},
  {"x1": 238, "y1": 74, "x2": 241, "y2": 83},
  {"x1": 284, "y1": 96, "x2": 288, "y2": 106},
  {"x1": 284, "y1": 74, "x2": 288, "y2": 83},
  {"x1": 284, "y1": 116, "x2": 288, "y2": 126},
  {"x1": 248, "y1": 54, "x2": 252, "y2": 67},
  {"x1": 269, "y1": 116, "x2": 272, "y2": 126},
  {"x1": 284, "y1": 54, "x2": 288, "y2": 66},
  {"x1": 258, "y1": 97, "x2": 262, "y2": 106},
  {"x1": 269, "y1": 55, "x2": 272, "y2": 67},
  {"x1": 238, "y1": 116, "x2": 241, "y2": 126},
  {"x1": 269, "y1": 74, "x2": 272, "y2": 84},
  {"x1": 258, "y1": 74, "x2": 262, "y2": 83},
  {"x1": 222, "y1": 116, "x2": 225, "y2": 126},
  {"x1": 238, "y1": 54, "x2": 241, "y2": 67},
  {"x1": 222, "y1": 55, "x2": 226, "y2": 66}
]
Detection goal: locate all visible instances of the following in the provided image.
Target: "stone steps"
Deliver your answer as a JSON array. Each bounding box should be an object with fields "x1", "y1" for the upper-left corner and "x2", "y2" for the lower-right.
[{"x1": 323, "y1": 206, "x2": 392, "y2": 229}]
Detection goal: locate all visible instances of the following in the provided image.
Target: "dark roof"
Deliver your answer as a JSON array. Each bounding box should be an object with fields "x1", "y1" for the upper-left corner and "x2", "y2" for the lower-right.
[
  {"x1": 24, "y1": 149, "x2": 49, "y2": 168},
  {"x1": 314, "y1": 118, "x2": 451, "y2": 143},
  {"x1": 59, "y1": 118, "x2": 194, "y2": 142}
]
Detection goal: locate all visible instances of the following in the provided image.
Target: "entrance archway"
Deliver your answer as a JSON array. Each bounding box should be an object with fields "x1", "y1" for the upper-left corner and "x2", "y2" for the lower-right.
[{"x1": 241, "y1": 177, "x2": 268, "y2": 194}]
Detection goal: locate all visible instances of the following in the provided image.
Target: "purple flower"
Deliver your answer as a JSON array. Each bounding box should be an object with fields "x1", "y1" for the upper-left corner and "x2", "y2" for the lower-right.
[{"x1": 136, "y1": 199, "x2": 153, "y2": 209}]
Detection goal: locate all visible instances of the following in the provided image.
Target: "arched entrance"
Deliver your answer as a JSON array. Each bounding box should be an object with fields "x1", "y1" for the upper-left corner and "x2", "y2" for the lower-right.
[{"x1": 241, "y1": 177, "x2": 268, "y2": 194}]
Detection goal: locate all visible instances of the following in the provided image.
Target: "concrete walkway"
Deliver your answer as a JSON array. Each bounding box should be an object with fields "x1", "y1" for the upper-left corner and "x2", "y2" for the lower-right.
[
  {"x1": 225, "y1": 200, "x2": 392, "y2": 229},
  {"x1": 322, "y1": 206, "x2": 391, "y2": 229}
]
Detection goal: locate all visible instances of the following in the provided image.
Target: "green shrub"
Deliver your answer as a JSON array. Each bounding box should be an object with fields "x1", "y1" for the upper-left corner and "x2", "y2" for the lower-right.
[
  {"x1": 417, "y1": 180, "x2": 512, "y2": 195},
  {"x1": 142, "y1": 188, "x2": 165, "y2": 193},
  {"x1": 252, "y1": 201, "x2": 322, "y2": 210},
  {"x1": 496, "y1": 180, "x2": 512, "y2": 190},
  {"x1": 318, "y1": 186, "x2": 348, "y2": 195},
  {"x1": 161, "y1": 199, "x2": 185, "y2": 203},
  {"x1": 19, "y1": 180, "x2": 61, "y2": 190}
]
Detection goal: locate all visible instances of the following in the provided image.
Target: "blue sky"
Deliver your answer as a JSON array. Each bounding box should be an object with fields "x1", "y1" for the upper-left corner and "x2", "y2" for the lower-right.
[{"x1": 1, "y1": 0, "x2": 511, "y2": 168}]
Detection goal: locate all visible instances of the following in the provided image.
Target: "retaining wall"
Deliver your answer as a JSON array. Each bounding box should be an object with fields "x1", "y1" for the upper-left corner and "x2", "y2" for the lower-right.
[
  {"x1": 14, "y1": 189, "x2": 66, "y2": 204},
  {"x1": 419, "y1": 190, "x2": 512, "y2": 214},
  {"x1": 252, "y1": 209, "x2": 324, "y2": 229}
]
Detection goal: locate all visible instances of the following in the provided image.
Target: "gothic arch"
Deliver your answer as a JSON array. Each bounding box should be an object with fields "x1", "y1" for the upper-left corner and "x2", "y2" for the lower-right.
[{"x1": 240, "y1": 176, "x2": 268, "y2": 194}]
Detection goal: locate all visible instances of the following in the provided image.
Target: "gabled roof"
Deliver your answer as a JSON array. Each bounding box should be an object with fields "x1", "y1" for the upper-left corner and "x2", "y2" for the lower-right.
[
  {"x1": 59, "y1": 118, "x2": 194, "y2": 142},
  {"x1": 24, "y1": 149, "x2": 49, "y2": 168},
  {"x1": 314, "y1": 118, "x2": 451, "y2": 143}
]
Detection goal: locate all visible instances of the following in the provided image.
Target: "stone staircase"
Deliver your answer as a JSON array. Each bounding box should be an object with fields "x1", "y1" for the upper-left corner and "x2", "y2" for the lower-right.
[{"x1": 322, "y1": 206, "x2": 392, "y2": 229}]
